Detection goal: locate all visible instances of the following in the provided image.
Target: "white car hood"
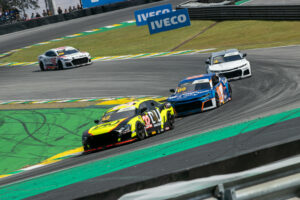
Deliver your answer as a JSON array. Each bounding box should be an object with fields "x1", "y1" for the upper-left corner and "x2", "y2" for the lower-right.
[
  {"x1": 209, "y1": 59, "x2": 247, "y2": 71},
  {"x1": 59, "y1": 52, "x2": 89, "y2": 59}
]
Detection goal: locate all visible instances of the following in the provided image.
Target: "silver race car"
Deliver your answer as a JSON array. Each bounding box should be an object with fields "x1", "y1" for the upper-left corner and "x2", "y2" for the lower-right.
[
  {"x1": 206, "y1": 49, "x2": 251, "y2": 80},
  {"x1": 38, "y1": 46, "x2": 92, "y2": 71}
]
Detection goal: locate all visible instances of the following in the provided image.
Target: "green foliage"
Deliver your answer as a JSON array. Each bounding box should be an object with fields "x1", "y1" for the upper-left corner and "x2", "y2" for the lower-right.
[{"x1": 0, "y1": 0, "x2": 39, "y2": 10}]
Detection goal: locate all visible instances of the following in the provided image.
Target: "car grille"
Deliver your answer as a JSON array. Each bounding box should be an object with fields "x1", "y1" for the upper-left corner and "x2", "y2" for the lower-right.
[
  {"x1": 221, "y1": 69, "x2": 242, "y2": 79},
  {"x1": 174, "y1": 100, "x2": 203, "y2": 113},
  {"x1": 72, "y1": 57, "x2": 89, "y2": 65},
  {"x1": 203, "y1": 100, "x2": 213, "y2": 108},
  {"x1": 243, "y1": 69, "x2": 250, "y2": 75},
  {"x1": 88, "y1": 132, "x2": 119, "y2": 147}
]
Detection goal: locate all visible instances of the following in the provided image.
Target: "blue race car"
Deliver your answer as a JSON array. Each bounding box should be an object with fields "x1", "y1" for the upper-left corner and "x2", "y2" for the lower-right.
[{"x1": 167, "y1": 73, "x2": 232, "y2": 116}]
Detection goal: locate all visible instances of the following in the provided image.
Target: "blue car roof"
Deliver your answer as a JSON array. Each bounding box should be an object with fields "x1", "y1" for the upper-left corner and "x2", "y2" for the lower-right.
[{"x1": 179, "y1": 74, "x2": 214, "y2": 85}]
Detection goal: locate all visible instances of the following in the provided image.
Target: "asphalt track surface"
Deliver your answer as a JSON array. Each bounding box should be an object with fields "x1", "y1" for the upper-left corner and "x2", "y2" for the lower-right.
[
  {"x1": 1, "y1": 0, "x2": 300, "y2": 199},
  {"x1": 0, "y1": 45, "x2": 300, "y2": 199}
]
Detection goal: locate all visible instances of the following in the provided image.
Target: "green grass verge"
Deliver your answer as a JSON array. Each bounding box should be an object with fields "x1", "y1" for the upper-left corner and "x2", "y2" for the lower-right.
[
  {"x1": 0, "y1": 21, "x2": 214, "y2": 63},
  {"x1": 0, "y1": 107, "x2": 109, "y2": 175},
  {"x1": 1, "y1": 20, "x2": 300, "y2": 63},
  {"x1": 178, "y1": 20, "x2": 300, "y2": 51}
]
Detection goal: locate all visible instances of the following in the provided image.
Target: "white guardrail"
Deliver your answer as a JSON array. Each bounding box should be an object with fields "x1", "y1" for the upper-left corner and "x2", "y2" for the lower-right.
[{"x1": 119, "y1": 156, "x2": 300, "y2": 200}]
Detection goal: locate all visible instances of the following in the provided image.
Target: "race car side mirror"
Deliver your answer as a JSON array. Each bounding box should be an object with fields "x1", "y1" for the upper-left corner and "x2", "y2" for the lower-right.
[
  {"x1": 243, "y1": 53, "x2": 247, "y2": 57},
  {"x1": 94, "y1": 119, "x2": 100, "y2": 124},
  {"x1": 164, "y1": 102, "x2": 172, "y2": 109},
  {"x1": 205, "y1": 59, "x2": 210, "y2": 64},
  {"x1": 170, "y1": 89, "x2": 175, "y2": 93}
]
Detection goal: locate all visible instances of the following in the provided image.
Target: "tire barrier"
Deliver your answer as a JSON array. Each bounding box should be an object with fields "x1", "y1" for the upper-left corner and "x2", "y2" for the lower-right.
[
  {"x1": 0, "y1": 0, "x2": 162, "y2": 36},
  {"x1": 176, "y1": 5, "x2": 300, "y2": 20}
]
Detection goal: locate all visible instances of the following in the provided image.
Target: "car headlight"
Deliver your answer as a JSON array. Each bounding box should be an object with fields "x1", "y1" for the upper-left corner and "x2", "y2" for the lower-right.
[
  {"x1": 82, "y1": 132, "x2": 92, "y2": 142},
  {"x1": 117, "y1": 124, "x2": 131, "y2": 134},
  {"x1": 239, "y1": 64, "x2": 247, "y2": 68}
]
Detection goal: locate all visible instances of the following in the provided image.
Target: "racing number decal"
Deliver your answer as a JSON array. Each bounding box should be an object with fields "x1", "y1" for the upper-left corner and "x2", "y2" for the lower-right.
[
  {"x1": 216, "y1": 85, "x2": 224, "y2": 103},
  {"x1": 142, "y1": 115, "x2": 152, "y2": 129},
  {"x1": 142, "y1": 109, "x2": 161, "y2": 129},
  {"x1": 149, "y1": 108, "x2": 161, "y2": 124},
  {"x1": 51, "y1": 58, "x2": 57, "y2": 66}
]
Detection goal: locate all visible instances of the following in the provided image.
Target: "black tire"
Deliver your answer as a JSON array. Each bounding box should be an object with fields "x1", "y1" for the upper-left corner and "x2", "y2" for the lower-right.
[
  {"x1": 83, "y1": 138, "x2": 93, "y2": 152},
  {"x1": 228, "y1": 83, "x2": 232, "y2": 99},
  {"x1": 58, "y1": 61, "x2": 63, "y2": 70},
  {"x1": 83, "y1": 143, "x2": 89, "y2": 152},
  {"x1": 136, "y1": 123, "x2": 146, "y2": 140},
  {"x1": 215, "y1": 92, "x2": 221, "y2": 107},
  {"x1": 39, "y1": 62, "x2": 45, "y2": 71},
  {"x1": 166, "y1": 112, "x2": 175, "y2": 130}
]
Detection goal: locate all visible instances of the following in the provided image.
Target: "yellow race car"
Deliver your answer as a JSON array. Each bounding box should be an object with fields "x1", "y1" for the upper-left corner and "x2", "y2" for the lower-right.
[{"x1": 82, "y1": 99, "x2": 175, "y2": 152}]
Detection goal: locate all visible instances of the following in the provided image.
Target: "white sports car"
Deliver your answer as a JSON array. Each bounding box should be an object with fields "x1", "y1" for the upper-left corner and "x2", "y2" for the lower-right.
[
  {"x1": 38, "y1": 46, "x2": 92, "y2": 71},
  {"x1": 206, "y1": 49, "x2": 251, "y2": 80}
]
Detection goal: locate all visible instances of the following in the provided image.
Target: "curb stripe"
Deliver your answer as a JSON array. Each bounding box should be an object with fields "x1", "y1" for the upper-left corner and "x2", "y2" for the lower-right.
[
  {"x1": 235, "y1": 0, "x2": 251, "y2": 5},
  {"x1": 0, "y1": 96, "x2": 164, "y2": 105},
  {"x1": 0, "y1": 48, "x2": 215, "y2": 67}
]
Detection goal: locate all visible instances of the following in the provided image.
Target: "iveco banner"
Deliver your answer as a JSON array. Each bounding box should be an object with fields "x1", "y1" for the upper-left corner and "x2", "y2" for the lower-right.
[
  {"x1": 147, "y1": 9, "x2": 191, "y2": 35},
  {"x1": 81, "y1": 0, "x2": 126, "y2": 9},
  {"x1": 134, "y1": 4, "x2": 172, "y2": 26}
]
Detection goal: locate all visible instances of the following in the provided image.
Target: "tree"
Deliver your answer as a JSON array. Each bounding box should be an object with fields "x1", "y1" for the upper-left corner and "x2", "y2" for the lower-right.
[{"x1": 0, "y1": 0, "x2": 39, "y2": 11}]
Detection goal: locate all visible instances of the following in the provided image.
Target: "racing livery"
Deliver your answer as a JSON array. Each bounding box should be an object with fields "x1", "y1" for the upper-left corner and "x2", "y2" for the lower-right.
[
  {"x1": 82, "y1": 99, "x2": 175, "y2": 152},
  {"x1": 206, "y1": 49, "x2": 251, "y2": 80},
  {"x1": 168, "y1": 74, "x2": 232, "y2": 116},
  {"x1": 38, "y1": 46, "x2": 92, "y2": 71}
]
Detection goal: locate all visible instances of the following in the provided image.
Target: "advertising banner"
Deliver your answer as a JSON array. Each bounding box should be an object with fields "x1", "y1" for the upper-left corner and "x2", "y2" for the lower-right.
[
  {"x1": 81, "y1": 0, "x2": 126, "y2": 9},
  {"x1": 134, "y1": 4, "x2": 172, "y2": 26},
  {"x1": 147, "y1": 9, "x2": 190, "y2": 35}
]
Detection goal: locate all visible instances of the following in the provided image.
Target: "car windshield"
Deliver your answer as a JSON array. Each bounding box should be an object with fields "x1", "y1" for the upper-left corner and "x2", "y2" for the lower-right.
[
  {"x1": 57, "y1": 49, "x2": 78, "y2": 56},
  {"x1": 212, "y1": 54, "x2": 242, "y2": 64},
  {"x1": 101, "y1": 109, "x2": 136, "y2": 122},
  {"x1": 176, "y1": 81, "x2": 211, "y2": 94}
]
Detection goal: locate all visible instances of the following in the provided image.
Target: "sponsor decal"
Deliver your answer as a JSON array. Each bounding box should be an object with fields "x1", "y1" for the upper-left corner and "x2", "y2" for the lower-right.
[
  {"x1": 142, "y1": 109, "x2": 161, "y2": 129},
  {"x1": 142, "y1": 114, "x2": 153, "y2": 129},
  {"x1": 187, "y1": 74, "x2": 204, "y2": 80},
  {"x1": 147, "y1": 9, "x2": 190, "y2": 35},
  {"x1": 134, "y1": 4, "x2": 172, "y2": 26},
  {"x1": 192, "y1": 79, "x2": 210, "y2": 84},
  {"x1": 177, "y1": 87, "x2": 186, "y2": 93}
]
